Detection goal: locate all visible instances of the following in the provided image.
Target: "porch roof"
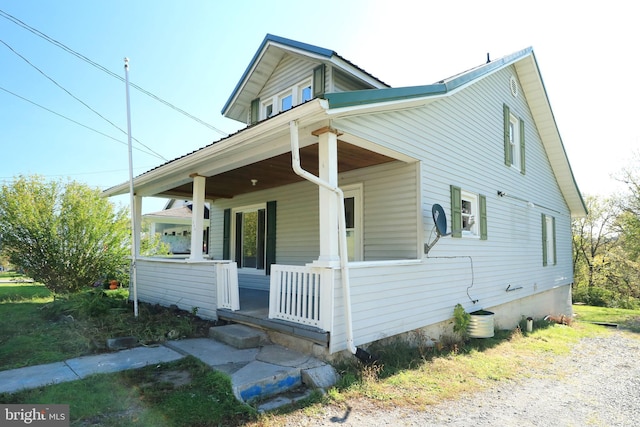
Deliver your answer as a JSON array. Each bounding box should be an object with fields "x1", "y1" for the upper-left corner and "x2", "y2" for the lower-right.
[{"x1": 102, "y1": 100, "x2": 399, "y2": 201}]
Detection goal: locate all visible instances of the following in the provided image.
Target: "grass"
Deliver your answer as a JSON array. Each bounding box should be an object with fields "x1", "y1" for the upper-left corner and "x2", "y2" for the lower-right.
[
  {"x1": 2, "y1": 276, "x2": 639, "y2": 426},
  {"x1": 1, "y1": 356, "x2": 257, "y2": 426},
  {"x1": 0, "y1": 280, "x2": 214, "y2": 371},
  {"x1": 573, "y1": 304, "x2": 640, "y2": 332}
]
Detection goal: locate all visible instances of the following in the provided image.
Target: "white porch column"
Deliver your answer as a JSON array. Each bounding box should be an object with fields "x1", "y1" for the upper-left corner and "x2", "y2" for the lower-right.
[
  {"x1": 189, "y1": 174, "x2": 206, "y2": 261},
  {"x1": 133, "y1": 195, "x2": 142, "y2": 257},
  {"x1": 314, "y1": 128, "x2": 340, "y2": 266}
]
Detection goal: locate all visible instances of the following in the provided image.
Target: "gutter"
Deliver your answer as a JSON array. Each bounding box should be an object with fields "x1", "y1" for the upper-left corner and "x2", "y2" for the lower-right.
[{"x1": 289, "y1": 120, "x2": 374, "y2": 363}]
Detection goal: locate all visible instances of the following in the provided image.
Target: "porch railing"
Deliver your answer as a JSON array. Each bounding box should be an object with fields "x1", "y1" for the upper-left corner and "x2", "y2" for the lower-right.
[
  {"x1": 269, "y1": 265, "x2": 330, "y2": 329},
  {"x1": 217, "y1": 262, "x2": 239, "y2": 311}
]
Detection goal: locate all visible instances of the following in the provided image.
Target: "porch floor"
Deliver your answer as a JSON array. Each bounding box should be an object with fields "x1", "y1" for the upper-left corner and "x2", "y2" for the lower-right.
[{"x1": 217, "y1": 288, "x2": 329, "y2": 346}]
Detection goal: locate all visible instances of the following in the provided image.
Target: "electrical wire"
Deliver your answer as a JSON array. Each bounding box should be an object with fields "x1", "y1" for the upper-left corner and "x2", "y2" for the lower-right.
[
  {"x1": 0, "y1": 39, "x2": 168, "y2": 162},
  {"x1": 0, "y1": 85, "x2": 164, "y2": 160},
  {"x1": 0, "y1": 9, "x2": 228, "y2": 137}
]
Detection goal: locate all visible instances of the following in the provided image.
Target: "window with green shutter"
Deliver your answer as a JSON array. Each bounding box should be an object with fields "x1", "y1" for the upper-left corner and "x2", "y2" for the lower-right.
[
  {"x1": 450, "y1": 186, "x2": 487, "y2": 239},
  {"x1": 542, "y1": 214, "x2": 556, "y2": 266},
  {"x1": 503, "y1": 104, "x2": 525, "y2": 174}
]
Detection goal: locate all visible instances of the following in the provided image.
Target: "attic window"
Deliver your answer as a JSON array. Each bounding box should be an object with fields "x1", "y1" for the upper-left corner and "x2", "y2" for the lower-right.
[
  {"x1": 280, "y1": 92, "x2": 293, "y2": 112},
  {"x1": 260, "y1": 78, "x2": 313, "y2": 120}
]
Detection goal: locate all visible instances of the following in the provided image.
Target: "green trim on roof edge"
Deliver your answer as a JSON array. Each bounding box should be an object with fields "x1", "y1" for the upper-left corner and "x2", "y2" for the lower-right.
[{"x1": 326, "y1": 46, "x2": 533, "y2": 110}]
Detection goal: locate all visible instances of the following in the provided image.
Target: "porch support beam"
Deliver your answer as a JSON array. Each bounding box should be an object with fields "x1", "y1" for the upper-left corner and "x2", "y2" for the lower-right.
[
  {"x1": 315, "y1": 128, "x2": 340, "y2": 266},
  {"x1": 189, "y1": 174, "x2": 206, "y2": 261}
]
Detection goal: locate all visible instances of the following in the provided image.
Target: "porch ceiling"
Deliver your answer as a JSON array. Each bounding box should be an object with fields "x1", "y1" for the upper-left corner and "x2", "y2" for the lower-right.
[{"x1": 159, "y1": 141, "x2": 395, "y2": 200}]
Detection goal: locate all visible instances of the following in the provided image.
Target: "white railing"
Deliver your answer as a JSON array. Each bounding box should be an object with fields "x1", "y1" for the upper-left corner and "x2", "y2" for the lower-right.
[
  {"x1": 269, "y1": 265, "x2": 330, "y2": 328},
  {"x1": 217, "y1": 262, "x2": 239, "y2": 311}
]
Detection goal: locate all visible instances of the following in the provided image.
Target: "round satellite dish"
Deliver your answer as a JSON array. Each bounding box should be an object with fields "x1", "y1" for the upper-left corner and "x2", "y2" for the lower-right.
[{"x1": 432, "y1": 204, "x2": 447, "y2": 236}]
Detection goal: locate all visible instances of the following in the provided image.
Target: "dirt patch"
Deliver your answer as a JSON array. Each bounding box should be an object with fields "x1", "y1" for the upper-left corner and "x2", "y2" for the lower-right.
[{"x1": 156, "y1": 369, "x2": 193, "y2": 387}]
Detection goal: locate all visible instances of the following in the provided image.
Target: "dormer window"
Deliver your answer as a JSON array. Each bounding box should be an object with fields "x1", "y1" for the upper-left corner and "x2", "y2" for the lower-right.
[
  {"x1": 300, "y1": 83, "x2": 312, "y2": 103},
  {"x1": 280, "y1": 91, "x2": 293, "y2": 112},
  {"x1": 257, "y1": 78, "x2": 313, "y2": 121}
]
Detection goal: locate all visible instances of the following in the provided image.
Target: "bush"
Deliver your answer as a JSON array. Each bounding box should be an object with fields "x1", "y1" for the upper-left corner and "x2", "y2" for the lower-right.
[
  {"x1": 0, "y1": 176, "x2": 130, "y2": 295},
  {"x1": 573, "y1": 285, "x2": 639, "y2": 309}
]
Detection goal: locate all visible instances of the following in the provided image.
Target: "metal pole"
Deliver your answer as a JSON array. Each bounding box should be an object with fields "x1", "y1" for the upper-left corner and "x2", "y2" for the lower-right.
[{"x1": 124, "y1": 57, "x2": 138, "y2": 318}]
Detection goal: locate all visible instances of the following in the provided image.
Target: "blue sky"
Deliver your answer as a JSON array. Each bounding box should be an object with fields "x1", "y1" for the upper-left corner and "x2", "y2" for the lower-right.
[{"x1": 1, "y1": 0, "x2": 638, "y2": 213}]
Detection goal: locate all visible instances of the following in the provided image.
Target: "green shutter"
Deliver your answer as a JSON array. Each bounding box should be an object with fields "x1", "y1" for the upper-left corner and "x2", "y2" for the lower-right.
[
  {"x1": 519, "y1": 118, "x2": 526, "y2": 175},
  {"x1": 541, "y1": 214, "x2": 547, "y2": 266},
  {"x1": 222, "y1": 208, "x2": 231, "y2": 259},
  {"x1": 313, "y1": 64, "x2": 326, "y2": 98},
  {"x1": 552, "y1": 216, "x2": 557, "y2": 265},
  {"x1": 235, "y1": 212, "x2": 243, "y2": 266},
  {"x1": 479, "y1": 194, "x2": 488, "y2": 240},
  {"x1": 450, "y1": 185, "x2": 462, "y2": 238},
  {"x1": 265, "y1": 201, "x2": 277, "y2": 275},
  {"x1": 503, "y1": 104, "x2": 511, "y2": 167},
  {"x1": 250, "y1": 98, "x2": 260, "y2": 125}
]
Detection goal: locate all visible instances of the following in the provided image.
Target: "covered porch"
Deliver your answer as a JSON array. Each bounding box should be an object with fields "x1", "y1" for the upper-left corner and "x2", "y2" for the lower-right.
[{"x1": 105, "y1": 103, "x2": 421, "y2": 353}]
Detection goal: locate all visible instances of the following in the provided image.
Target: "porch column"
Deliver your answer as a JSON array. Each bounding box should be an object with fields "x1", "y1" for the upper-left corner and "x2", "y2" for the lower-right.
[
  {"x1": 314, "y1": 127, "x2": 340, "y2": 266},
  {"x1": 133, "y1": 195, "x2": 142, "y2": 257},
  {"x1": 189, "y1": 174, "x2": 206, "y2": 261}
]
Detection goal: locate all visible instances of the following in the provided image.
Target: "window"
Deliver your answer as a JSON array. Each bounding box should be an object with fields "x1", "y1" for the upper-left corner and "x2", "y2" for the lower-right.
[
  {"x1": 542, "y1": 214, "x2": 556, "y2": 266},
  {"x1": 280, "y1": 92, "x2": 293, "y2": 112},
  {"x1": 509, "y1": 115, "x2": 519, "y2": 169},
  {"x1": 461, "y1": 191, "x2": 478, "y2": 236},
  {"x1": 300, "y1": 83, "x2": 312, "y2": 103},
  {"x1": 256, "y1": 78, "x2": 315, "y2": 121},
  {"x1": 450, "y1": 185, "x2": 487, "y2": 239},
  {"x1": 264, "y1": 102, "x2": 273, "y2": 118},
  {"x1": 343, "y1": 185, "x2": 363, "y2": 261},
  {"x1": 503, "y1": 104, "x2": 525, "y2": 174}
]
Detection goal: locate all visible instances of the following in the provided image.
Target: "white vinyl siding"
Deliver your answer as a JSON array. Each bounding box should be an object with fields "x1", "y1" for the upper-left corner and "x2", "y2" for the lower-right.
[
  {"x1": 341, "y1": 161, "x2": 419, "y2": 260},
  {"x1": 257, "y1": 55, "x2": 318, "y2": 106},
  {"x1": 332, "y1": 68, "x2": 376, "y2": 92},
  {"x1": 209, "y1": 160, "x2": 419, "y2": 266},
  {"x1": 136, "y1": 259, "x2": 219, "y2": 319},
  {"x1": 330, "y1": 65, "x2": 573, "y2": 341}
]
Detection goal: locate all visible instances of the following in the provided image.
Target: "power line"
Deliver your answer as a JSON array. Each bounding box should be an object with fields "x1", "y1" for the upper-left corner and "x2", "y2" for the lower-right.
[
  {"x1": 0, "y1": 39, "x2": 168, "y2": 162},
  {"x1": 0, "y1": 9, "x2": 228, "y2": 137},
  {"x1": 0, "y1": 85, "x2": 164, "y2": 160},
  {"x1": 0, "y1": 165, "x2": 157, "y2": 182}
]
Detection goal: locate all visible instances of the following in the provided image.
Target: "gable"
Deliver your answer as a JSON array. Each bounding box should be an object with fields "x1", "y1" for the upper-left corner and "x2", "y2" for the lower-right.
[{"x1": 221, "y1": 34, "x2": 389, "y2": 124}]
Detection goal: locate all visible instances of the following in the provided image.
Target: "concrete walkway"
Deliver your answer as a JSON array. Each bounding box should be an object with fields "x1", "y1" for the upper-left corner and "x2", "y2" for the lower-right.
[{"x1": 0, "y1": 336, "x2": 337, "y2": 409}]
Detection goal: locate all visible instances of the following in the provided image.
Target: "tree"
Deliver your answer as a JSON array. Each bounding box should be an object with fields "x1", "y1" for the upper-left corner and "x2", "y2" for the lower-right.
[
  {"x1": 572, "y1": 195, "x2": 620, "y2": 289},
  {"x1": 0, "y1": 175, "x2": 130, "y2": 294}
]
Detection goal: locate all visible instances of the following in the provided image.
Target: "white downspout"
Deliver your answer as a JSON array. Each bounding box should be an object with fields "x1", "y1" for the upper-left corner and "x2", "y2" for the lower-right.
[{"x1": 289, "y1": 120, "x2": 357, "y2": 355}]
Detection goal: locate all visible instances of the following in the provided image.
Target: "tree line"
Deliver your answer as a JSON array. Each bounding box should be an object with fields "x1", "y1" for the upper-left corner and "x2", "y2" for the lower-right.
[{"x1": 572, "y1": 156, "x2": 640, "y2": 309}]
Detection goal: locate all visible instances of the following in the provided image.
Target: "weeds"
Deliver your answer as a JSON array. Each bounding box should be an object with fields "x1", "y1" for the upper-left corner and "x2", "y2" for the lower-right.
[{"x1": 0, "y1": 283, "x2": 214, "y2": 370}]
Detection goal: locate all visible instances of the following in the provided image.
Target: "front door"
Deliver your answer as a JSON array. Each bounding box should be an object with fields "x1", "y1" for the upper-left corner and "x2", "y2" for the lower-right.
[{"x1": 234, "y1": 206, "x2": 266, "y2": 272}]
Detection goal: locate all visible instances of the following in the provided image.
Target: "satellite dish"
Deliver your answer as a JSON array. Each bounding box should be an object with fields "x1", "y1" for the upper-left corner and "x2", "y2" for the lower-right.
[{"x1": 432, "y1": 204, "x2": 448, "y2": 236}]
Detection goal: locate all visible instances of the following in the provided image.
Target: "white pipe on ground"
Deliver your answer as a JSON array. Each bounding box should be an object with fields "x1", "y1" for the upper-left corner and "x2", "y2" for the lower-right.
[{"x1": 289, "y1": 120, "x2": 357, "y2": 355}]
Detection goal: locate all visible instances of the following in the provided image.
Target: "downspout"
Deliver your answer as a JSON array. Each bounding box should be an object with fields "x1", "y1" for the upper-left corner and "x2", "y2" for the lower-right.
[{"x1": 289, "y1": 120, "x2": 374, "y2": 362}]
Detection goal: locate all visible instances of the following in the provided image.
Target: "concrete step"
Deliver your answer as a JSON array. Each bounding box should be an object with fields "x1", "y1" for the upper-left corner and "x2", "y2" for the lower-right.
[
  {"x1": 208, "y1": 323, "x2": 270, "y2": 349},
  {"x1": 199, "y1": 325, "x2": 338, "y2": 407}
]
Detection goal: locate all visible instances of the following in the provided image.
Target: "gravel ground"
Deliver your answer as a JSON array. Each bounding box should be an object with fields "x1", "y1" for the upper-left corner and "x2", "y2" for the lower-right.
[{"x1": 282, "y1": 330, "x2": 640, "y2": 427}]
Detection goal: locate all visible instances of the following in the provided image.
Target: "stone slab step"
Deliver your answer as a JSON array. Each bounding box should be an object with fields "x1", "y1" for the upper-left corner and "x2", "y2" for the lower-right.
[
  {"x1": 232, "y1": 360, "x2": 301, "y2": 402},
  {"x1": 209, "y1": 323, "x2": 270, "y2": 349}
]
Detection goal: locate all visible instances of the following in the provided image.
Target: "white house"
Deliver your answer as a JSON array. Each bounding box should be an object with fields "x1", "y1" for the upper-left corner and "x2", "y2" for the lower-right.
[
  {"x1": 103, "y1": 34, "x2": 586, "y2": 358},
  {"x1": 143, "y1": 199, "x2": 210, "y2": 255}
]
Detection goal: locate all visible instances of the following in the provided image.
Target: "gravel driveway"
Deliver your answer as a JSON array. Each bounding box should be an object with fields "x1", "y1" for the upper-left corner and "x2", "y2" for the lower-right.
[{"x1": 283, "y1": 330, "x2": 640, "y2": 427}]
